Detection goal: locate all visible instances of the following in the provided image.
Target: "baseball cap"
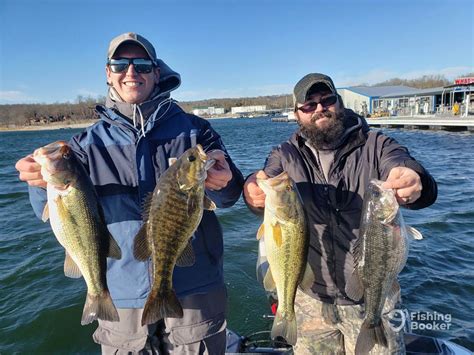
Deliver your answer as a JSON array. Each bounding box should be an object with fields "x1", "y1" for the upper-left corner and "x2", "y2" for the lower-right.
[
  {"x1": 107, "y1": 32, "x2": 157, "y2": 64},
  {"x1": 293, "y1": 73, "x2": 338, "y2": 107}
]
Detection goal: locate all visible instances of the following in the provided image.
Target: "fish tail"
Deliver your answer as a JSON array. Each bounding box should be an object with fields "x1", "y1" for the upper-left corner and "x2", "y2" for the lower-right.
[
  {"x1": 355, "y1": 319, "x2": 387, "y2": 354},
  {"x1": 141, "y1": 289, "x2": 183, "y2": 326},
  {"x1": 271, "y1": 310, "x2": 297, "y2": 346},
  {"x1": 81, "y1": 290, "x2": 119, "y2": 325}
]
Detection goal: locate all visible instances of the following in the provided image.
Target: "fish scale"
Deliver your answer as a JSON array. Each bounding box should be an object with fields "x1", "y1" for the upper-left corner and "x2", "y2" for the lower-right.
[
  {"x1": 257, "y1": 172, "x2": 311, "y2": 346},
  {"x1": 33, "y1": 140, "x2": 122, "y2": 326},
  {"x1": 133, "y1": 144, "x2": 215, "y2": 326},
  {"x1": 57, "y1": 190, "x2": 104, "y2": 295},
  {"x1": 346, "y1": 179, "x2": 412, "y2": 354}
]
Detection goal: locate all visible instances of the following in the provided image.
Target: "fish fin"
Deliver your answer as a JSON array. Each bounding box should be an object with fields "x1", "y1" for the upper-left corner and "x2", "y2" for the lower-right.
[
  {"x1": 388, "y1": 280, "x2": 401, "y2": 301},
  {"x1": 141, "y1": 192, "x2": 154, "y2": 222},
  {"x1": 141, "y1": 289, "x2": 183, "y2": 326},
  {"x1": 107, "y1": 233, "x2": 122, "y2": 259},
  {"x1": 64, "y1": 251, "x2": 82, "y2": 278},
  {"x1": 176, "y1": 241, "x2": 195, "y2": 267},
  {"x1": 271, "y1": 310, "x2": 297, "y2": 346},
  {"x1": 407, "y1": 225, "x2": 423, "y2": 240},
  {"x1": 41, "y1": 203, "x2": 49, "y2": 222},
  {"x1": 299, "y1": 263, "x2": 315, "y2": 292},
  {"x1": 133, "y1": 224, "x2": 151, "y2": 261},
  {"x1": 187, "y1": 194, "x2": 198, "y2": 216},
  {"x1": 96, "y1": 203, "x2": 121, "y2": 260},
  {"x1": 263, "y1": 268, "x2": 276, "y2": 292},
  {"x1": 355, "y1": 319, "x2": 387, "y2": 354},
  {"x1": 81, "y1": 290, "x2": 120, "y2": 325},
  {"x1": 203, "y1": 195, "x2": 217, "y2": 210},
  {"x1": 345, "y1": 270, "x2": 364, "y2": 301},
  {"x1": 272, "y1": 222, "x2": 283, "y2": 247},
  {"x1": 321, "y1": 303, "x2": 341, "y2": 325},
  {"x1": 256, "y1": 224, "x2": 265, "y2": 240},
  {"x1": 352, "y1": 235, "x2": 363, "y2": 266}
]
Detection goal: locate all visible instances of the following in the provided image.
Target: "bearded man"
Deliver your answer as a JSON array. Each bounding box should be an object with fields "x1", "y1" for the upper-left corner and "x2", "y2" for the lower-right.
[{"x1": 243, "y1": 73, "x2": 438, "y2": 354}]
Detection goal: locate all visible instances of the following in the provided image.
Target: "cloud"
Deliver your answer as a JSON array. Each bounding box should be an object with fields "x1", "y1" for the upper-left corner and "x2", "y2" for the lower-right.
[
  {"x1": 334, "y1": 66, "x2": 474, "y2": 87},
  {"x1": 176, "y1": 65, "x2": 474, "y2": 101},
  {"x1": 76, "y1": 89, "x2": 101, "y2": 98},
  {"x1": 0, "y1": 90, "x2": 37, "y2": 104}
]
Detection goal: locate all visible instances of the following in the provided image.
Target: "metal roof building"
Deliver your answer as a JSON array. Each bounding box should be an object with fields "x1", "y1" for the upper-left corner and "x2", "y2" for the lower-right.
[
  {"x1": 338, "y1": 85, "x2": 416, "y2": 116},
  {"x1": 338, "y1": 82, "x2": 473, "y2": 117}
]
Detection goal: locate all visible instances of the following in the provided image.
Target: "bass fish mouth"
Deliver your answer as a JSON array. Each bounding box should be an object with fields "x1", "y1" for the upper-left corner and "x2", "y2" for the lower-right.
[
  {"x1": 33, "y1": 141, "x2": 74, "y2": 187},
  {"x1": 265, "y1": 172, "x2": 289, "y2": 187},
  {"x1": 197, "y1": 145, "x2": 216, "y2": 171}
]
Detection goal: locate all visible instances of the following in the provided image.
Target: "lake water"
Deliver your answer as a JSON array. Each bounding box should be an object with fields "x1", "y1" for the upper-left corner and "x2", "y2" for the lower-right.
[{"x1": 1, "y1": 117, "x2": 473, "y2": 352}]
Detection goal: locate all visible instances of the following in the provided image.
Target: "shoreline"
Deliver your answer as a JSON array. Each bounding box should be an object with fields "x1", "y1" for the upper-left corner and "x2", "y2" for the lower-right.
[
  {"x1": 0, "y1": 121, "x2": 96, "y2": 132},
  {"x1": 0, "y1": 115, "x2": 266, "y2": 132}
]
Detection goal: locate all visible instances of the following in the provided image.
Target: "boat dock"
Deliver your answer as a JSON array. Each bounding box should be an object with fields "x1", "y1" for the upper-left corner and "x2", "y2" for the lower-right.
[
  {"x1": 366, "y1": 115, "x2": 474, "y2": 132},
  {"x1": 271, "y1": 114, "x2": 474, "y2": 132}
]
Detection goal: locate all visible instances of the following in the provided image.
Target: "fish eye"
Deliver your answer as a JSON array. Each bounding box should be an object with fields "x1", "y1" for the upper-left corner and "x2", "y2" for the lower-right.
[
  {"x1": 62, "y1": 153, "x2": 70, "y2": 159},
  {"x1": 286, "y1": 185, "x2": 292, "y2": 191},
  {"x1": 188, "y1": 155, "x2": 196, "y2": 162}
]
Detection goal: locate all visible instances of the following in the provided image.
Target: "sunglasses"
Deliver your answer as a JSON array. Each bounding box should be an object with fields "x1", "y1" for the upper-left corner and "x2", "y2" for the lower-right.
[
  {"x1": 108, "y1": 58, "x2": 155, "y2": 74},
  {"x1": 297, "y1": 94, "x2": 338, "y2": 113}
]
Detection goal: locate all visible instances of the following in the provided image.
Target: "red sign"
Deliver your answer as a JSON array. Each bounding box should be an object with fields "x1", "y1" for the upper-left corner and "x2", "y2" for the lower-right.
[{"x1": 454, "y1": 77, "x2": 474, "y2": 85}]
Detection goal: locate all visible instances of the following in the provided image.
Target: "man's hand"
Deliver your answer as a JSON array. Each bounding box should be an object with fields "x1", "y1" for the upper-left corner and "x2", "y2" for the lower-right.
[
  {"x1": 382, "y1": 167, "x2": 422, "y2": 205},
  {"x1": 205, "y1": 150, "x2": 232, "y2": 191},
  {"x1": 243, "y1": 170, "x2": 268, "y2": 208},
  {"x1": 15, "y1": 155, "x2": 47, "y2": 188}
]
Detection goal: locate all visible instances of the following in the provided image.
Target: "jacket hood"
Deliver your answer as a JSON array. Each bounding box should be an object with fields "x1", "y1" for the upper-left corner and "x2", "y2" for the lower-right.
[
  {"x1": 105, "y1": 58, "x2": 181, "y2": 121},
  {"x1": 102, "y1": 58, "x2": 181, "y2": 136}
]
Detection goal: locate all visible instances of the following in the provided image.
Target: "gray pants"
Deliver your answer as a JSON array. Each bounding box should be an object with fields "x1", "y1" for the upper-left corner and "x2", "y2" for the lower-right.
[
  {"x1": 94, "y1": 287, "x2": 227, "y2": 355},
  {"x1": 292, "y1": 290, "x2": 405, "y2": 355}
]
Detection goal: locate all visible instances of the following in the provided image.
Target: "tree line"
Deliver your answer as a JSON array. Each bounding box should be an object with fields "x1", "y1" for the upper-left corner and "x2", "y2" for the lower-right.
[
  {"x1": 1, "y1": 74, "x2": 472, "y2": 127},
  {"x1": 0, "y1": 96, "x2": 106, "y2": 127}
]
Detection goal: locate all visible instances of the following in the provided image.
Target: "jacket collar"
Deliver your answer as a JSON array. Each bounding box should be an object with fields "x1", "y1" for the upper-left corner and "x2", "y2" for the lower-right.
[
  {"x1": 103, "y1": 57, "x2": 182, "y2": 135},
  {"x1": 96, "y1": 99, "x2": 183, "y2": 137}
]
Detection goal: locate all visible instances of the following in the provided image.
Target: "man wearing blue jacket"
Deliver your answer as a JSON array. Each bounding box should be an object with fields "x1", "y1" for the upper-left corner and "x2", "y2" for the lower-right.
[{"x1": 16, "y1": 32, "x2": 244, "y2": 354}]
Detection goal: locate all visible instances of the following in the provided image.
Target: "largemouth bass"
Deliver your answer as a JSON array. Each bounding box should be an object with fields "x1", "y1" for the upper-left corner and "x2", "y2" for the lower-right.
[
  {"x1": 134, "y1": 144, "x2": 216, "y2": 326},
  {"x1": 257, "y1": 172, "x2": 312, "y2": 346},
  {"x1": 346, "y1": 179, "x2": 422, "y2": 353},
  {"x1": 33, "y1": 141, "x2": 121, "y2": 325}
]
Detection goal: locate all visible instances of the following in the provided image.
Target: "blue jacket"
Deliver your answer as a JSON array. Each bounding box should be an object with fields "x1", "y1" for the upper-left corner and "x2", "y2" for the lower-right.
[{"x1": 29, "y1": 100, "x2": 244, "y2": 308}]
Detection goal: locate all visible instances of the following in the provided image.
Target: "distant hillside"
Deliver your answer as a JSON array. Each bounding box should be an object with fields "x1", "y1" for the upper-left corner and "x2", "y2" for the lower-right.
[
  {"x1": 178, "y1": 94, "x2": 292, "y2": 113},
  {"x1": 1, "y1": 74, "x2": 472, "y2": 127}
]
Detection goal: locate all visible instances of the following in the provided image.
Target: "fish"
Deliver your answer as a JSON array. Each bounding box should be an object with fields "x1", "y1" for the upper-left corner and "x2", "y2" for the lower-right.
[
  {"x1": 133, "y1": 144, "x2": 216, "y2": 326},
  {"x1": 345, "y1": 179, "x2": 423, "y2": 354},
  {"x1": 256, "y1": 171, "x2": 312, "y2": 346},
  {"x1": 33, "y1": 140, "x2": 121, "y2": 325}
]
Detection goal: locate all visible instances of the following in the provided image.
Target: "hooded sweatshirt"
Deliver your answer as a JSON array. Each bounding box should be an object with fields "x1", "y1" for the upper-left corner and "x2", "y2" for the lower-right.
[{"x1": 29, "y1": 58, "x2": 244, "y2": 308}]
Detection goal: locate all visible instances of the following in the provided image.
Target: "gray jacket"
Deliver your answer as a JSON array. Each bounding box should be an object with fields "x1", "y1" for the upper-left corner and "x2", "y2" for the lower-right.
[{"x1": 253, "y1": 109, "x2": 437, "y2": 305}]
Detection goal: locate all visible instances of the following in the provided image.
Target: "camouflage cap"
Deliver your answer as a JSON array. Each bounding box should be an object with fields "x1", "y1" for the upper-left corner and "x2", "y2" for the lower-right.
[
  {"x1": 293, "y1": 73, "x2": 338, "y2": 107},
  {"x1": 107, "y1": 32, "x2": 157, "y2": 64}
]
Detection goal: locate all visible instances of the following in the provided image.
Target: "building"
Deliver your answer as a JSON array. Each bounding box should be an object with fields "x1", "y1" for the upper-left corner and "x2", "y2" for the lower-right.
[
  {"x1": 230, "y1": 105, "x2": 266, "y2": 115},
  {"x1": 338, "y1": 78, "x2": 474, "y2": 117},
  {"x1": 192, "y1": 106, "x2": 225, "y2": 116},
  {"x1": 338, "y1": 86, "x2": 415, "y2": 116}
]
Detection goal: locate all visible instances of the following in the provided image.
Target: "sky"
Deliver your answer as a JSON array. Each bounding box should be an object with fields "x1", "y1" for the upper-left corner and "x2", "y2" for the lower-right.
[{"x1": 0, "y1": 0, "x2": 473, "y2": 104}]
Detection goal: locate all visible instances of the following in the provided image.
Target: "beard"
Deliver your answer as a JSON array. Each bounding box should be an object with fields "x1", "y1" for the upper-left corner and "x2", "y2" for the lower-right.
[{"x1": 298, "y1": 110, "x2": 345, "y2": 149}]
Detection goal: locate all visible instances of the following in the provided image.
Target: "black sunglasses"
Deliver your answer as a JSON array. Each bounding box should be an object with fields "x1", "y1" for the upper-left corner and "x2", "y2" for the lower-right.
[
  {"x1": 108, "y1": 58, "x2": 155, "y2": 74},
  {"x1": 297, "y1": 94, "x2": 338, "y2": 113}
]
